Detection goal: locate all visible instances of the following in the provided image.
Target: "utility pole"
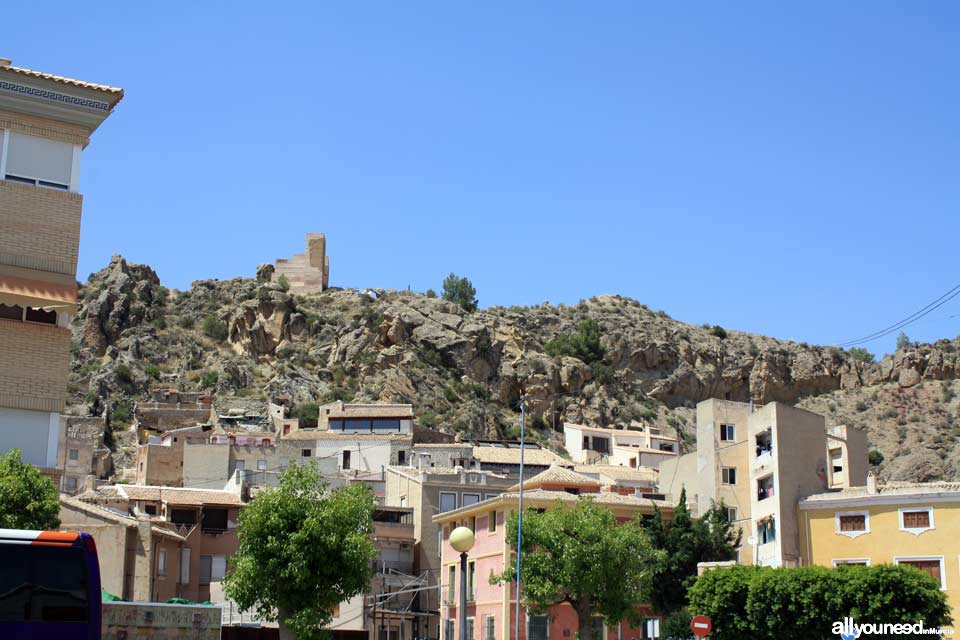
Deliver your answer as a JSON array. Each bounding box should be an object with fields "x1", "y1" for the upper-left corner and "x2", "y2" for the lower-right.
[{"x1": 514, "y1": 392, "x2": 526, "y2": 640}]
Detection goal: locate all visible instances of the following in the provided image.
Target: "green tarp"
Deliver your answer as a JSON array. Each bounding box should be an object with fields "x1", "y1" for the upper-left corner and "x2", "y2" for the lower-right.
[{"x1": 101, "y1": 589, "x2": 126, "y2": 602}]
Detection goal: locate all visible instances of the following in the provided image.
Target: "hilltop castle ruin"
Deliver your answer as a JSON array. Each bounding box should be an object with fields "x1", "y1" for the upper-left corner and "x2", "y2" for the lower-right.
[{"x1": 272, "y1": 233, "x2": 330, "y2": 293}]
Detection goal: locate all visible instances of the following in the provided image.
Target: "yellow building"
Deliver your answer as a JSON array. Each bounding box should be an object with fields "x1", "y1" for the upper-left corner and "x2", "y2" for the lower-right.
[{"x1": 800, "y1": 477, "x2": 960, "y2": 623}]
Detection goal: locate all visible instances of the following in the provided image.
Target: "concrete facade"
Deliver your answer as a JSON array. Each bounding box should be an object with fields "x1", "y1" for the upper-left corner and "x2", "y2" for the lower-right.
[
  {"x1": 659, "y1": 399, "x2": 868, "y2": 567},
  {"x1": 0, "y1": 60, "x2": 121, "y2": 470},
  {"x1": 60, "y1": 415, "x2": 111, "y2": 493},
  {"x1": 563, "y1": 422, "x2": 678, "y2": 468}
]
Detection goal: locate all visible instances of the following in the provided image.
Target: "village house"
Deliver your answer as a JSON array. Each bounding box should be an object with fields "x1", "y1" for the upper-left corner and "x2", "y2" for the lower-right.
[
  {"x1": 385, "y1": 465, "x2": 518, "y2": 640},
  {"x1": 433, "y1": 467, "x2": 674, "y2": 640},
  {"x1": 468, "y1": 440, "x2": 568, "y2": 475},
  {"x1": 659, "y1": 399, "x2": 868, "y2": 566},
  {"x1": 59, "y1": 415, "x2": 112, "y2": 493},
  {"x1": 77, "y1": 483, "x2": 245, "y2": 603},
  {"x1": 134, "y1": 389, "x2": 214, "y2": 441},
  {"x1": 59, "y1": 495, "x2": 186, "y2": 601},
  {"x1": 564, "y1": 422, "x2": 679, "y2": 469},
  {"x1": 0, "y1": 58, "x2": 122, "y2": 482}
]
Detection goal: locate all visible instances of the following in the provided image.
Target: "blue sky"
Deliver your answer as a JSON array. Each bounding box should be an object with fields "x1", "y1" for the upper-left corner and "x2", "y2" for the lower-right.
[{"x1": 5, "y1": 2, "x2": 958, "y2": 356}]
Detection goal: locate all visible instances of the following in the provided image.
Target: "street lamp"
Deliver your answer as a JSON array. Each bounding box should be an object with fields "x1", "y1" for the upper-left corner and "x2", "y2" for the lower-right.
[{"x1": 450, "y1": 526, "x2": 476, "y2": 640}]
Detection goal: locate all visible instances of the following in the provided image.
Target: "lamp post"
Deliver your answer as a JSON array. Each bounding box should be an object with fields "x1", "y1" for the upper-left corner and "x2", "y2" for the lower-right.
[{"x1": 450, "y1": 526, "x2": 476, "y2": 640}]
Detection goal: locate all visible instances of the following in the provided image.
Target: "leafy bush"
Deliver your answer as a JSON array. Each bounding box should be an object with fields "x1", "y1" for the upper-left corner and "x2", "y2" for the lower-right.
[
  {"x1": 544, "y1": 318, "x2": 605, "y2": 364},
  {"x1": 178, "y1": 315, "x2": 196, "y2": 329},
  {"x1": 202, "y1": 315, "x2": 229, "y2": 342},
  {"x1": 847, "y1": 347, "x2": 875, "y2": 363},
  {"x1": 868, "y1": 449, "x2": 885, "y2": 466},
  {"x1": 114, "y1": 364, "x2": 134, "y2": 386},
  {"x1": 709, "y1": 325, "x2": 728, "y2": 339},
  {"x1": 441, "y1": 273, "x2": 478, "y2": 312},
  {"x1": 854, "y1": 400, "x2": 868, "y2": 412},
  {"x1": 688, "y1": 564, "x2": 951, "y2": 640},
  {"x1": 200, "y1": 371, "x2": 219, "y2": 389},
  {"x1": 276, "y1": 273, "x2": 291, "y2": 292},
  {"x1": 145, "y1": 365, "x2": 162, "y2": 380},
  {"x1": 290, "y1": 402, "x2": 320, "y2": 428},
  {"x1": 942, "y1": 385, "x2": 956, "y2": 403},
  {"x1": 591, "y1": 362, "x2": 615, "y2": 385},
  {"x1": 896, "y1": 331, "x2": 912, "y2": 352},
  {"x1": 748, "y1": 341, "x2": 760, "y2": 357},
  {"x1": 155, "y1": 285, "x2": 170, "y2": 306},
  {"x1": 111, "y1": 397, "x2": 134, "y2": 427},
  {"x1": 425, "y1": 289, "x2": 437, "y2": 298}
]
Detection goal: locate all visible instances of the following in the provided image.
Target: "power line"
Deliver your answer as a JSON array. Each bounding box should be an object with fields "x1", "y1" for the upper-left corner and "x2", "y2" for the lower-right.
[{"x1": 834, "y1": 283, "x2": 960, "y2": 347}]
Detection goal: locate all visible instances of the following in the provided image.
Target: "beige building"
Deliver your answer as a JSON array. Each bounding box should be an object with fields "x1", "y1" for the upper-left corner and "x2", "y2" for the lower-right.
[
  {"x1": 659, "y1": 399, "x2": 868, "y2": 567},
  {"x1": 0, "y1": 59, "x2": 121, "y2": 475},
  {"x1": 385, "y1": 466, "x2": 517, "y2": 640},
  {"x1": 272, "y1": 232, "x2": 330, "y2": 293},
  {"x1": 563, "y1": 422, "x2": 679, "y2": 468},
  {"x1": 59, "y1": 496, "x2": 185, "y2": 602},
  {"x1": 59, "y1": 415, "x2": 111, "y2": 493}
]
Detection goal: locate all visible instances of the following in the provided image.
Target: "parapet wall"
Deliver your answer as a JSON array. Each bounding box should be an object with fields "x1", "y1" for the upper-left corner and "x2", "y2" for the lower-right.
[{"x1": 102, "y1": 601, "x2": 221, "y2": 640}]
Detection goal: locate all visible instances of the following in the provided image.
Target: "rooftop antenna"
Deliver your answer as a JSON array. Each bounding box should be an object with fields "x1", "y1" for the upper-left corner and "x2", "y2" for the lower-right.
[{"x1": 514, "y1": 391, "x2": 526, "y2": 640}]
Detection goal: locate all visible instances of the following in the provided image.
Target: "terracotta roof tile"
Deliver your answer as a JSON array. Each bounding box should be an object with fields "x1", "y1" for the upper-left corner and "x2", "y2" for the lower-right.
[
  {"x1": 118, "y1": 485, "x2": 244, "y2": 506},
  {"x1": 60, "y1": 496, "x2": 185, "y2": 541},
  {"x1": 510, "y1": 465, "x2": 602, "y2": 491},
  {"x1": 472, "y1": 445, "x2": 566, "y2": 467},
  {"x1": 574, "y1": 464, "x2": 659, "y2": 483},
  {"x1": 1, "y1": 64, "x2": 123, "y2": 96}
]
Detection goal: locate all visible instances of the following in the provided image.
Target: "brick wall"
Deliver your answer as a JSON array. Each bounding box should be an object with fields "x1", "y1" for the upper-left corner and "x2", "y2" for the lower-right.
[
  {"x1": 0, "y1": 181, "x2": 83, "y2": 276},
  {"x1": 0, "y1": 319, "x2": 70, "y2": 412}
]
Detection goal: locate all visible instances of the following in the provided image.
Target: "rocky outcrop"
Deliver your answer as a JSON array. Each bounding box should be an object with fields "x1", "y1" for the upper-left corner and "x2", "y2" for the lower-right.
[{"x1": 78, "y1": 255, "x2": 162, "y2": 355}]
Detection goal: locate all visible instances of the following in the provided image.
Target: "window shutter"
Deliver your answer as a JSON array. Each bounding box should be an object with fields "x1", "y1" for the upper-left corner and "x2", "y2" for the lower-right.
[{"x1": 6, "y1": 132, "x2": 73, "y2": 186}]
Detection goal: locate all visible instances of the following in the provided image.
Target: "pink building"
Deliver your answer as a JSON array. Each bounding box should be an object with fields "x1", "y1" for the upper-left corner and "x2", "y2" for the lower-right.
[{"x1": 434, "y1": 466, "x2": 674, "y2": 640}]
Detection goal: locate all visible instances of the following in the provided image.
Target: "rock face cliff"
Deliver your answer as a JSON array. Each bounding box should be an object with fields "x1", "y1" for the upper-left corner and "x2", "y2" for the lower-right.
[{"x1": 69, "y1": 256, "x2": 960, "y2": 482}]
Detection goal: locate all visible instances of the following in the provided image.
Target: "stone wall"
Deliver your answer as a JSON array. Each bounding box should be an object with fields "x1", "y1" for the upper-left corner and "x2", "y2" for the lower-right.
[
  {"x1": 102, "y1": 602, "x2": 221, "y2": 640},
  {"x1": 271, "y1": 233, "x2": 330, "y2": 293}
]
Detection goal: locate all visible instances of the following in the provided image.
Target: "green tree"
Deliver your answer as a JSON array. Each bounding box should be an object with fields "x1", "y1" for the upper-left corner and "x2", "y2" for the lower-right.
[
  {"x1": 847, "y1": 347, "x2": 875, "y2": 363},
  {"x1": 688, "y1": 564, "x2": 951, "y2": 640},
  {"x1": 492, "y1": 499, "x2": 663, "y2": 640},
  {"x1": 643, "y1": 488, "x2": 741, "y2": 614},
  {"x1": 202, "y1": 315, "x2": 229, "y2": 342},
  {"x1": 276, "y1": 273, "x2": 291, "y2": 292},
  {"x1": 441, "y1": 273, "x2": 478, "y2": 312},
  {"x1": 0, "y1": 449, "x2": 60, "y2": 530},
  {"x1": 223, "y1": 464, "x2": 377, "y2": 640},
  {"x1": 544, "y1": 318, "x2": 605, "y2": 364},
  {"x1": 896, "y1": 331, "x2": 912, "y2": 352},
  {"x1": 425, "y1": 288, "x2": 437, "y2": 298}
]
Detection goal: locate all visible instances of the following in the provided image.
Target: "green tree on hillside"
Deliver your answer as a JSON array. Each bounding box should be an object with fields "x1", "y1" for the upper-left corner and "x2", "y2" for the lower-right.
[
  {"x1": 643, "y1": 488, "x2": 741, "y2": 614},
  {"x1": 847, "y1": 347, "x2": 875, "y2": 363},
  {"x1": 492, "y1": 499, "x2": 663, "y2": 640},
  {"x1": 544, "y1": 317, "x2": 605, "y2": 364},
  {"x1": 441, "y1": 273, "x2": 478, "y2": 312},
  {"x1": 896, "y1": 331, "x2": 912, "y2": 352},
  {"x1": 0, "y1": 449, "x2": 60, "y2": 530},
  {"x1": 223, "y1": 464, "x2": 377, "y2": 640}
]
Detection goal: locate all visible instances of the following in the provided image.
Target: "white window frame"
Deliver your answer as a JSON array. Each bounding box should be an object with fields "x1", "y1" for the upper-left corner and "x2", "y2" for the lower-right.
[
  {"x1": 726, "y1": 506, "x2": 738, "y2": 522},
  {"x1": 158, "y1": 549, "x2": 168, "y2": 576},
  {"x1": 257, "y1": 459, "x2": 267, "y2": 471},
  {"x1": 719, "y1": 423, "x2": 736, "y2": 442},
  {"x1": 462, "y1": 493, "x2": 481, "y2": 507},
  {"x1": 832, "y1": 558, "x2": 871, "y2": 567},
  {"x1": 834, "y1": 510, "x2": 870, "y2": 539},
  {"x1": 898, "y1": 506, "x2": 935, "y2": 536},
  {"x1": 721, "y1": 466, "x2": 737, "y2": 485},
  {"x1": 439, "y1": 491, "x2": 458, "y2": 513},
  {"x1": 894, "y1": 556, "x2": 946, "y2": 590}
]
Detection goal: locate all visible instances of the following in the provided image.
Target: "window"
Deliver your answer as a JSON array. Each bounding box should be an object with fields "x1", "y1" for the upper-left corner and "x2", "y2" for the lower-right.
[
  {"x1": 725, "y1": 507, "x2": 737, "y2": 522},
  {"x1": 68, "y1": 448, "x2": 79, "y2": 461},
  {"x1": 899, "y1": 507, "x2": 934, "y2": 535},
  {"x1": 445, "y1": 620, "x2": 455, "y2": 640},
  {"x1": 398, "y1": 450, "x2": 406, "y2": 465},
  {"x1": 199, "y1": 554, "x2": 227, "y2": 585},
  {"x1": 65, "y1": 476, "x2": 78, "y2": 491},
  {"x1": 257, "y1": 459, "x2": 267, "y2": 471},
  {"x1": 235, "y1": 460, "x2": 245, "y2": 473},
  {"x1": 199, "y1": 555, "x2": 212, "y2": 584},
  {"x1": 144, "y1": 504, "x2": 157, "y2": 516},
  {"x1": 643, "y1": 618, "x2": 660, "y2": 639},
  {"x1": 591, "y1": 617, "x2": 604, "y2": 640},
  {"x1": 833, "y1": 559, "x2": 870, "y2": 567},
  {"x1": 488, "y1": 511, "x2": 498, "y2": 533},
  {"x1": 170, "y1": 508, "x2": 197, "y2": 526},
  {"x1": 469, "y1": 516, "x2": 477, "y2": 532},
  {"x1": 527, "y1": 614, "x2": 549, "y2": 640},
  {"x1": 180, "y1": 548, "x2": 190, "y2": 583},
  {"x1": 201, "y1": 508, "x2": 228, "y2": 533},
  {"x1": 25, "y1": 307, "x2": 57, "y2": 325},
  {"x1": 835, "y1": 511, "x2": 869, "y2": 539},
  {"x1": 158, "y1": 549, "x2": 167, "y2": 576},
  {"x1": 583, "y1": 435, "x2": 590, "y2": 449},
  {"x1": 467, "y1": 561, "x2": 476, "y2": 600},
  {"x1": 342, "y1": 450, "x2": 351, "y2": 469},
  {"x1": 591, "y1": 436, "x2": 610, "y2": 454},
  {"x1": 440, "y1": 492, "x2": 457, "y2": 512},
  {"x1": 721, "y1": 467, "x2": 737, "y2": 485},
  {"x1": 0, "y1": 304, "x2": 22, "y2": 320},
  {"x1": 758, "y1": 517, "x2": 776, "y2": 544},
  {"x1": 485, "y1": 614, "x2": 496, "y2": 640},
  {"x1": 301, "y1": 449, "x2": 312, "y2": 458},
  {"x1": 466, "y1": 618, "x2": 475, "y2": 640},
  {"x1": 756, "y1": 475, "x2": 774, "y2": 501},
  {"x1": 462, "y1": 493, "x2": 481, "y2": 507},
  {"x1": 720, "y1": 423, "x2": 736, "y2": 441},
  {"x1": 4, "y1": 132, "x2": 74, "y2": 190},
  {"x1": 447, "y1": 565, "x2": 455, "y2": 602},
  {"x1": 896, "y1": 557, "x2": 945, "y2": 589}
]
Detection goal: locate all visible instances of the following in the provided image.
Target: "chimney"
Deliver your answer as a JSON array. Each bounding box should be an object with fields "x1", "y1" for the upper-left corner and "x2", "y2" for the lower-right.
[{"x1": 866, "y1": 473, "x2": 877, "y2": 495}]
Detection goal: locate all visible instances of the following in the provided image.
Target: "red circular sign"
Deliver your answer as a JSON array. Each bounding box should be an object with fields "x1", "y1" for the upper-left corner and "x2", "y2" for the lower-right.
[{"x1": 690, "y1": 615, "x2": 712, "y2": 637}]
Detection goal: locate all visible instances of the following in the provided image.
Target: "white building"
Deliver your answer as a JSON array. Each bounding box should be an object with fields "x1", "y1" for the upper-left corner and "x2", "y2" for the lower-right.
[{"x1": 563, "y1": 422, "x2": 679, "y2": 468}]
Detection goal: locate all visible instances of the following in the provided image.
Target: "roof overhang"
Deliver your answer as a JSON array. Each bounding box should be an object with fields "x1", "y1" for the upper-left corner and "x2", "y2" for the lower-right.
[
  {"x1": 0, "y1": 273, "x2": 76, "y2": 312},
  {"x1": 0, "y1": 67, "x2": 123, "y2": 134}
]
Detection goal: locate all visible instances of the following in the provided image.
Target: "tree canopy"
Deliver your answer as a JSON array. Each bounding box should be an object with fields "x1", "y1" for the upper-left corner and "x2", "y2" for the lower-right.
[
  {"x1": 0, "y1": 449, "x2": 60, "y2": 530},
  {"x1": 492, "y1": 499, "x2": 663, "y2": 640},
  {"x1": 441, "y1": 273, "x2": 478, "y2": 312},
  {"x1": 643, "y1": 488, "x2": 742, "y2": 614},
  {"x1": 223, "y1": 464, "x2": 377, "y2": 640},
  {"x1": 688, "y1": 564, "x2": 952, "y2": 640},
  {"x1": 544, "y1": 317, "x2": 605, "y2": 364}
]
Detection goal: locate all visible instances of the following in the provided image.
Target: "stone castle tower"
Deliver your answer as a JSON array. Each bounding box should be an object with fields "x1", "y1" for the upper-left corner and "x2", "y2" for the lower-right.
[{"x1": 272, "y1": 233, "x2": 330, "y2": 293}]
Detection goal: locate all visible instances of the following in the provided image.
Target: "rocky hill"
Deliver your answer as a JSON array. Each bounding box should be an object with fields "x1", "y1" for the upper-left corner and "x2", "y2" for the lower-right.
[{"x1": 69, "y1": 255, "x2": 960, "y2": 482}]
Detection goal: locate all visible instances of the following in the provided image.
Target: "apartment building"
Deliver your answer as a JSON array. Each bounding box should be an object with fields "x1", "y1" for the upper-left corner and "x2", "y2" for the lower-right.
[
  {"x1": 564, "y1": 422, "x2": 679, "y2": 468},
  {"x1": 0, "y1": 59, "x2": 122, "y2": 474},
  {"x1": 799, "y1": 478, "x2": 960, "y2": 627},
  {"x1": 385, "y1": 466, "x2": 518, "y2": 640},
  {"x1": 659, "y1": 399, "x2": 868, "y2": 567},
  {"x1": 433, "y1": 468, "x2": 674, "y2": 640},
  {"x1": 59, "y1": 415, "x2": 111, "y2": 493}
]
